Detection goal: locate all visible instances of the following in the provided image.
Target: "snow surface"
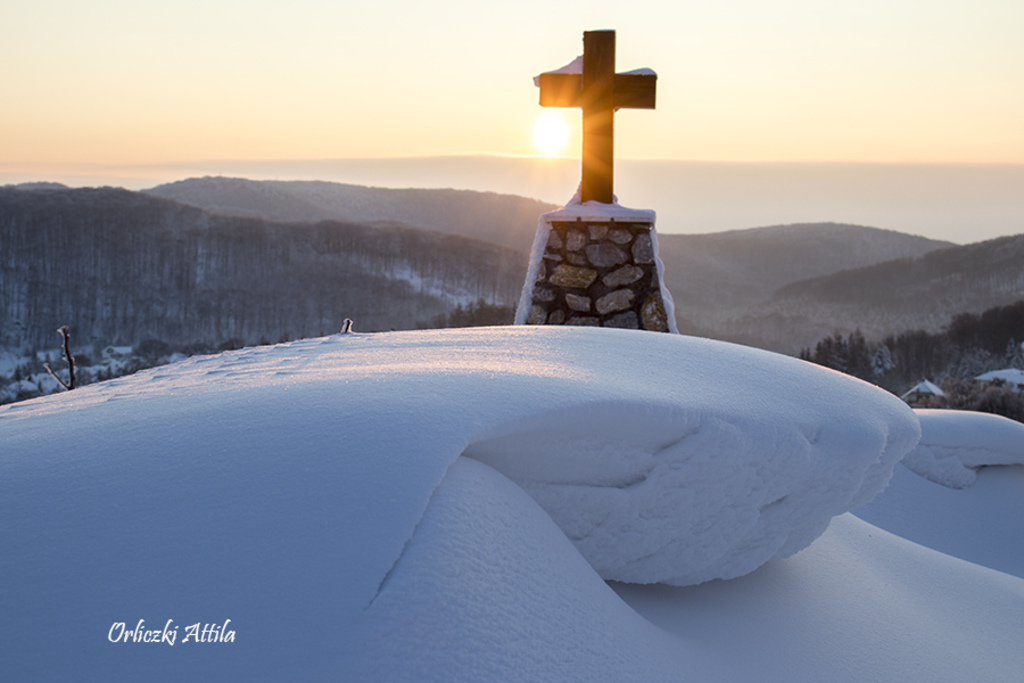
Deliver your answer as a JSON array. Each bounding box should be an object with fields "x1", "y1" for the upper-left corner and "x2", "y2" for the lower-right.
[
  {"x1": 614, "y1": 513, "x2": 1024, "y2": 683},
  {"x1": 2, "y1": 327, "x2": 1021, "y2": 681},
  {"x1": 854, "y1": 409, "x2": 1024, "y2": 578},
  {"x1": 0, "y1": 344, "x2": 171, "y2": 404},
  {"x1": 898, "y1": 409, "x2": 1024, "y2": 488},
  {"x1": 855, "y1": 462, "x2": 1024, "y2": 579}
]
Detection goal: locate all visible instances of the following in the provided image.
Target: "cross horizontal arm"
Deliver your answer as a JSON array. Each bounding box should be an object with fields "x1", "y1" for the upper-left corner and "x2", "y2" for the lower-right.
[
  {"x1": 537, "y1": 73, "x2": 657, "y2": 109},
  {"x1": 612, "y1": 74, "x2": 657, "y2": 109}
]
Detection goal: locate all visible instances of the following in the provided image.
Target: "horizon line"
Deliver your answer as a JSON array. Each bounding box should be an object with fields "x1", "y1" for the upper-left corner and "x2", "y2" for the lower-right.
[{"x1": 5, "y1": 156, "x2": 1024, "y2": 171}]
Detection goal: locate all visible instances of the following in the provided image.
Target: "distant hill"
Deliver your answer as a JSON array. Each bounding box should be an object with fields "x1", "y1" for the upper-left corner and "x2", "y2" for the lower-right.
[
  {"x1": 3, "y1": 182, "x2": 69, "y2": 191},
  {"x1": 143, "y1": 177, "x2": 959, "y2": 348},
  {"x1": 657, "y1": 223, "x2": 951, "y2": 345},
  {"x1": 0, "y1": 187, "x2": 525, "y2": 352},
  {"x1": 145, "y1": 177, "x2": 556, "y2": 252},
  {"x1": 726, "y1": 233, "x2": 1024, "y2": 352},
  {"x1": 5, "y1": 179, "x2": 1016, "y2": 360}
]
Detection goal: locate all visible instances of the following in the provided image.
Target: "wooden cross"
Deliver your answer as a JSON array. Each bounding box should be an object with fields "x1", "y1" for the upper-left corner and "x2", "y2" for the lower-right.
[{"x1": 537, "y1": 30, "x2": 657, "y2": 204}]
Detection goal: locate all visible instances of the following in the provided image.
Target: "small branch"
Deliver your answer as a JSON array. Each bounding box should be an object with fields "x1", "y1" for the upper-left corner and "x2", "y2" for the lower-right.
[
  {"x1": 42, "y1": 362, "x2": 70, "y2": 391},
  {"x1": 59, "y1": 325, "x2": 76, "y2": 390},
  {"x1": 44, "y1": 325, "x2": 76, "y2": 392}
]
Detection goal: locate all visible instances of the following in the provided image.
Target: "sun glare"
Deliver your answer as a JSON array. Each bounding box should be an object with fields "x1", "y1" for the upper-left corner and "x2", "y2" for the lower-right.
[{"x1": 532, "y1": 112, "x2": 571, "y2": 156}]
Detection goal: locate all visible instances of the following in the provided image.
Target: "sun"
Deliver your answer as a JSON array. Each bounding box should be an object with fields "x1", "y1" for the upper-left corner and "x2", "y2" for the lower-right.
[{"x1": 532, "y1": 111, "x2": 572, "y2": 156}]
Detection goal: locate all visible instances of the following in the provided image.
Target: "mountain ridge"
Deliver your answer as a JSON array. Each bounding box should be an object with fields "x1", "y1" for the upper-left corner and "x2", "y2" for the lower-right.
[
  {"x1": 733, "y1": 233, "x2": 1024, "y2": 351},
  {"x1": 4, "y1": 179, "x2": 1021, "y2": 359},
  {"x1": 145, "y1": 176, "x2": 557, "y2": 252}
]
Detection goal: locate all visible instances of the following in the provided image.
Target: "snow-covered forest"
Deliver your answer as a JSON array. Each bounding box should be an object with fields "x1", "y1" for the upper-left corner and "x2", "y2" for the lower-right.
[
  {"x1": 800, "y1": 301, "x2": 1024, "y2": 417},
  {"x1": 0, "y1": 186, "x2": 525, "y2": 349}
]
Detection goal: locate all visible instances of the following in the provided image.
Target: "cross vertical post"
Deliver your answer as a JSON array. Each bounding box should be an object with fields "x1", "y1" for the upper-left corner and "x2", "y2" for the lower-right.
[{"x1": 581, "y1": 30, "x2": 616, "y2": 204}]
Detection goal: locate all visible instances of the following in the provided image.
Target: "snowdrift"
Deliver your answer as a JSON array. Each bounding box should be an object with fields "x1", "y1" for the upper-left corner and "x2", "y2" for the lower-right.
[
  {"x1": 855, "y1": 409, "x2": 1024, "y2": 579},
  {"x1": 2, "y1": 327, "x2": 1021, "y2": 681},
  {"x1": 900, "y1": 408, "x2": 1024, "y2": 488}
]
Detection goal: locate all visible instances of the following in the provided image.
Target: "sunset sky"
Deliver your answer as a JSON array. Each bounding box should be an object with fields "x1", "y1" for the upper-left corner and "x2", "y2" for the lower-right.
[
  {"x1": 2, "y1": 1, "x2": 1023, "y2": 242},
  {"x1": 3, "y1": 0, "x2": 1023, "y2": 166}
]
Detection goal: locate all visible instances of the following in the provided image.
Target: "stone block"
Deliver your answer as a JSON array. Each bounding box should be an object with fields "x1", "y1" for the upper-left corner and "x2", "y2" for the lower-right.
[
  {"x1": 565, "y1": 293, "x2": 592, "y2": 312},
  {"x1": 632, "y1": 233, "x2": 655, "y2": 264},
  {"x1": 642, "y1": 294, "x2": 670, "y2": 332},
  {"x1": 532, "y1": 287, "x2": 557, "y2": 303},
  {"x1": 586, "y1": 243, "x2": 628, "y2": 268},
  {"x1": 603, "y1": 265, "x2": 644, "y2": 288},
  {"x1": 608, "y1": 228, "x2": 633, "y2": 244},
  {"x1": 606, "y1": 311, "x2": 639, "y2": 329},
  {"x1": 588, "y1": 224, "x2": 609, "y2": 240},
  {"x1": 566, "y1": 229, "x2": 586, "y2": 251},
  {"x1": 549, "y1": 264, "x2": 598, "y2": 289},
  {"x1": 596, "y1": 288, "x2": 635, "y2": 315},
  {"x1": 527, "y1": 305, "x2": 548, "y2": 325}
]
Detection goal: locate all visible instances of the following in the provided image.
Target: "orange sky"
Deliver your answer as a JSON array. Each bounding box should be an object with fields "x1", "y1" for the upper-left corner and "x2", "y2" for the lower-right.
[{"x1": 3, "y1": 0, "x2": 1024, "y2": 170}]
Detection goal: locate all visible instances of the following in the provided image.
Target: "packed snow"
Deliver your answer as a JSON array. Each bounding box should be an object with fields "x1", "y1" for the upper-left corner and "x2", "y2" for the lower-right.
[
  {"x1": 855, "y1": 461, "x2": 1024, "y2": 580},
  {"x1": 463, "y1": 335, "x2": 918, "y2": 585},
  {"x1": 614, "y1": 513, "x2": 1024, "y2": 683},
  {"x1": 2, "y1": 327, "x2": 1022, "y2": 681},
  {"x1": 854, "y1": 409, "x2": 1024, "y2": 579},
  {"x1": 899, "y1": 409, "x2": 1024, "y2": 488}
]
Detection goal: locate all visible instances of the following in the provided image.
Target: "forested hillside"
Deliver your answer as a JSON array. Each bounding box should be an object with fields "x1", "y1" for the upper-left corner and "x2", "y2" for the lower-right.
[
  {"x1": 0, "y1": 187, "x2": 525, "y2": 354},
  {"x1": 726, "y1": 233, "x2": 1024, "y2": 352},
  {"x1": 137, "y1": 182, "x2": 963, "y2": 352},
  {"x1": 657, "y1": 223, "x2": 950, "y2": 344},
  {"x1": 5, "y1": 181, "x2": 1022, "y2": 404}
]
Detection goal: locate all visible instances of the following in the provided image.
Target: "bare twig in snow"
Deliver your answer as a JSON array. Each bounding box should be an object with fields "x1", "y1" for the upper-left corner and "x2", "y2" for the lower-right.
[{"x1": 43, "y1": 325, "x2": 76, "y2": 391}]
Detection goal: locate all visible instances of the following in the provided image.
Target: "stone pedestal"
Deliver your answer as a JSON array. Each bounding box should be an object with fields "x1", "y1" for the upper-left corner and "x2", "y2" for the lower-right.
[{"x1": 515, "y1": 201, "x2": 677, "y2": 333}]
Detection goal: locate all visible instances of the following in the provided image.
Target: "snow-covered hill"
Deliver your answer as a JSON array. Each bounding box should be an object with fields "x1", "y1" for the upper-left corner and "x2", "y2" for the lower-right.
[
  {"x1": 0, "y1": 186, "x2": 525, "y2": 353},
  {"x1": 658, "y1": 222, "x2": 948, "y2": 312},
  {"x1": 736, "y1": 233, "x2": 1024, "y2": 351},
  {"x1": 145, "y1": 176, "x2": 556, "y2": 252},
  {"x1": 2, "y1": 327, "x2": 1021, "y2": 681}
]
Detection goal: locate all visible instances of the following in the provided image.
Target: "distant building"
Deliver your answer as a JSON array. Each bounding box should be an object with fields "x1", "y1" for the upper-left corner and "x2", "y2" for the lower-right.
[
  {"x1": 975, "y1": 369, "x2": 1024, "y2": 392},
  {"x1": 900, "y1": 380, "x2": 945, "y2": 407}
]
